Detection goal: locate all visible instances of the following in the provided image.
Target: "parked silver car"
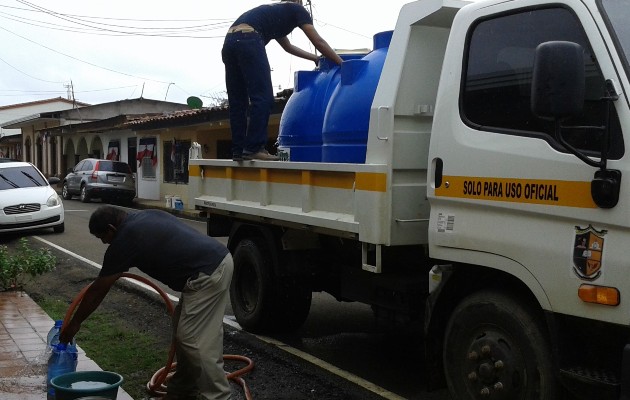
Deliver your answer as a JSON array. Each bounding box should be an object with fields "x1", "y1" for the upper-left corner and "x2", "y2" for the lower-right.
[
  {"x1": 0, "y1": 161, "x2": 64, "y2": 234},
  {"x1": 62, "y1": 158, "x2": 136, "y2": 204}
]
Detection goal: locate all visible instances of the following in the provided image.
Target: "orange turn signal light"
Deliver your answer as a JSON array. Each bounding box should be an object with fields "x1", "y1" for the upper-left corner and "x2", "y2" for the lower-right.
[{"x1": 578, "y1": 284, "x2": 620, "y2": 306}]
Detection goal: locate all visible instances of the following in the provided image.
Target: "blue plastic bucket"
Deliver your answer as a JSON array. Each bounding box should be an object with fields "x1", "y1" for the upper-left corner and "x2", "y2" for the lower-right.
[
  {"x1": 322, "y1": 31, "x2": 393, "y2": 163},
  {"x1": 51, "y1": 371, "x2": 124, "y2": 400}
]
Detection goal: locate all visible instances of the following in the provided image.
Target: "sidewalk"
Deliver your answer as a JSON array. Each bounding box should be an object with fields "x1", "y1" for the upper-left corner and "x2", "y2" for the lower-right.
[{"x1": 0, "y1": 291, "x2": 133, "y2": 400}]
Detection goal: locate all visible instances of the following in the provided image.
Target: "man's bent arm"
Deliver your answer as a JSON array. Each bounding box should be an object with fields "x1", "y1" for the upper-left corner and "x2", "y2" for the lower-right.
[
  {"x1": 59, "y1": 273, "x2": 122, "y2": 343},
  {"x1": 300, "y1": 24, "x2": 343, "y2": 65}
]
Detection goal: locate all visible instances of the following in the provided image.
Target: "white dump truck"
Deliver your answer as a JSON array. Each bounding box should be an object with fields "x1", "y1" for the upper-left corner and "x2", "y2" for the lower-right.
[{"x1": 189, "y1": 0, "x2": 630, "y2": 398}]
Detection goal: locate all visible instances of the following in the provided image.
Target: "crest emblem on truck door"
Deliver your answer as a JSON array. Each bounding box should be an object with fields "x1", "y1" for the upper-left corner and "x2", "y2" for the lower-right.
[{"x1": 573, "y1": 225, "x2": 607, "y2": 281}]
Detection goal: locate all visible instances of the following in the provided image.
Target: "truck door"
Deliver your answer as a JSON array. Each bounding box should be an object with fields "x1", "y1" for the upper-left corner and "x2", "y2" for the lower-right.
[{"x1": 427, "y1": 3, "x2": 630, "y2": 324}]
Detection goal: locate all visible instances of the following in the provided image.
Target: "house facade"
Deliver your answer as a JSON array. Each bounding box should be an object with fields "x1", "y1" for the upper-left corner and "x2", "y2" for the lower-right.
[
  {"x1": 0, "y1": 97, "x2": 89, "y2": 164},
  {"x1": 1, "y1": 95, "x2": 288, "y2": 206},
  {"x1": 2, "y1": 98, "x2": 189, "y2": 179},
  {"x1": 123, "y1": 98, "x2": 286, "y2": 204}
]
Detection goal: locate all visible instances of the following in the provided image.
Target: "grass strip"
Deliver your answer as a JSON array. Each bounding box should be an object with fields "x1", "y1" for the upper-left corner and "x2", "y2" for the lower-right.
[{"x1": 35, "y1": 297, "x2": 167, "y2": 400}]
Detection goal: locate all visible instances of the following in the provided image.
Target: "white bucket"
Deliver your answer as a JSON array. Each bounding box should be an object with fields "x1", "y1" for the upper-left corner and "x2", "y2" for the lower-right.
[{"x1": 165, "y1": 195, "x2": 173, "y2": 208}]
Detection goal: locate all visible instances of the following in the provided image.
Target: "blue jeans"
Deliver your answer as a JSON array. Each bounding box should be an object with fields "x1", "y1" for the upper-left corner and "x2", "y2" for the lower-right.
[{"x1": 222, "y1": 32, "x2": 274, "y2": 156}]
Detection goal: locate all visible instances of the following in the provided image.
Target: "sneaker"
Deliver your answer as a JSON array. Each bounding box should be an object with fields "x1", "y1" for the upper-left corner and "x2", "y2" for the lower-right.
[
  {"x1": 232, "y1": 153, "x2": 243, "y2": 161},
  {"x1": 243, "y1": 150, "x2": 280, "y2": 161}
]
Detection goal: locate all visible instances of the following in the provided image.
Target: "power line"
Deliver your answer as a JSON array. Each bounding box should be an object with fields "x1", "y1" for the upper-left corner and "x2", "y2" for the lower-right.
[
  {"x1": 0, "y1": 24, "x2": 172, "y2": 84},
  {"x1": 0, "y1": 54, "x2": 65, "y2": 83},
  {"x1": 11, "y1": 1, "x2": 232, "y2": 38},
  {"x1": 0, "y1": 3, "x2": 231, "y2": 23}
]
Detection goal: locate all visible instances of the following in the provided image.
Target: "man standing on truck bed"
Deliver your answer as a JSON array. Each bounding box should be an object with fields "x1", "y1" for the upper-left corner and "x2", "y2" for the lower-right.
[{"x1": 222, "y1": 0, "x2": 343, "y2": 161}]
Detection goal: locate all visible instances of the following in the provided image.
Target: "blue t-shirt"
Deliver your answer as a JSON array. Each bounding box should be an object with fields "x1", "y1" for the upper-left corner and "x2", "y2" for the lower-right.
[
  {"x1": 99, "y1": 209, "x2": 229, "y2": 291},
  {"x1": 234, "y1": 2, "x2": 313, "y2": 44}
]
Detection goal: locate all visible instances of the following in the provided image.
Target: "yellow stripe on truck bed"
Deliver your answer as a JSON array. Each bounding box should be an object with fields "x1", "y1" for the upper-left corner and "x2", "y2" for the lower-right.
[{"x1": 190, "y1": 166, "x2": 388, "y2": 193}]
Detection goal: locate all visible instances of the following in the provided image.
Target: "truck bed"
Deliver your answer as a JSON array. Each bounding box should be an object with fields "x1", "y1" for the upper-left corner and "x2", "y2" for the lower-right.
[{"x1": 189, "y1": 158, "x2": 428, "y2": 246}]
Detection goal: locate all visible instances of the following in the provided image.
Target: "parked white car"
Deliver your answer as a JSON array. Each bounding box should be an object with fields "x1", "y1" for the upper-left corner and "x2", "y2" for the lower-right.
[{"x1": 0, "y1": 161, "x2": 65, "y2": 234}]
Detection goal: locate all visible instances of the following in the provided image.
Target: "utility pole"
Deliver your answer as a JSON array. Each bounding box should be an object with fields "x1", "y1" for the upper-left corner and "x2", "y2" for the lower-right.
[
  {"x1": 64, "y1": 83, "x2": 72, "y2": 100},
  {"x1": 305, "y1": 0, "x2": 319, "y2": 57}
]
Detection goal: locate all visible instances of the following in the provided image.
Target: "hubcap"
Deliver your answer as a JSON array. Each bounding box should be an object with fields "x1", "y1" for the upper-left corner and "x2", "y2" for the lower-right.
[{"x1": 463, "y1": 332, "x2": 522, "y2": 399}]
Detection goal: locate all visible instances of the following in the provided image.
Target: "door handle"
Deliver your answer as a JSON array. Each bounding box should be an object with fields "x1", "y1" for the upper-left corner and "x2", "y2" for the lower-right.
[{"x1": 433, "y1": 158, "x2": 443, "y2": 188}]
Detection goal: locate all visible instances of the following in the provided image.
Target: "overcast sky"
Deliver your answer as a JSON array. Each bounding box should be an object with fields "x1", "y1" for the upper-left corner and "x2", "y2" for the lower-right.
[{"x1": 0, "y1": 0, "x2": 411, "y2": 110}]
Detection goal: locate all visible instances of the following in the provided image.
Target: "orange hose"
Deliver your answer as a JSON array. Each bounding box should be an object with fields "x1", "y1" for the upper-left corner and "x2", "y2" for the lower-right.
[{"x1": 62, "y1": 272, "x2": 254, "y2": 399}]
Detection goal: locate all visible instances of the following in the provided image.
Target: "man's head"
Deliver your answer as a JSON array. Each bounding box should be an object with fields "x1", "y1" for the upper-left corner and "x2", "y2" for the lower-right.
[{"x1": 89, "y1": 206, "x2": 128, "y2": 244}]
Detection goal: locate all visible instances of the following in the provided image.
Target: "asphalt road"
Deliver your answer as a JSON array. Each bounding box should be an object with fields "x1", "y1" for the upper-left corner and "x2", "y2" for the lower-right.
[{"x1": 30, "y1": 200, "x2": 452, "y2": 400}]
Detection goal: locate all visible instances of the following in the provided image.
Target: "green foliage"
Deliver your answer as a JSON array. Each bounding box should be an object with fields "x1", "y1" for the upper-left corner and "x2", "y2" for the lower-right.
[{"x1": 0, "y1": 238, "x2": 56, "y2": 291}]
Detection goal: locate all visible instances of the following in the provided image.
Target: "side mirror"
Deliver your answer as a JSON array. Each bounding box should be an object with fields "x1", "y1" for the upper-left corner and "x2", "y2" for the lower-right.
[
  {"x1": 531, "y1": 41, "x2": 585, "y2": 120},
  {"x1": 48, "y1": 177, "x2": 60, "y2": 185},
  {"x1": 532, "y1": 41, "x2": 621, "y2": 209}
]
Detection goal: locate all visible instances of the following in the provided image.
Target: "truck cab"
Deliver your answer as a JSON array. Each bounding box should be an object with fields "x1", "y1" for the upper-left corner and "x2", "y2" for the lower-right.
[{"x1": 424, "y1": 0, "x2": 630, "y2": 398}]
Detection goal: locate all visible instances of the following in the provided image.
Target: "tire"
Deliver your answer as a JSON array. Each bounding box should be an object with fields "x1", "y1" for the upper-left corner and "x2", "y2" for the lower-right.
[
  {"x1": 79, "y1": 185, "x2": 91, "y2": 203},
  {"x1": 230, "y1": 237, "x2": 277, "y2": 333},
  {"x1": 53, "y1": 223, "x2": 65, "y2": 233},
  {"x1": 276, "y1": 279, "x2": 312, "y2": 331},
  {"x1": 443, "y1": 290, "x2": 557, "y2": 400},
  {"x1": 61, "y1": 183, "x2": 72, "y2": 200}
]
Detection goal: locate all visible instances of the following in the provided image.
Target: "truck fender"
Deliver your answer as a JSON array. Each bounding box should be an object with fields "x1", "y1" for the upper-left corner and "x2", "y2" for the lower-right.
[{"x1": 423, "y1": 256, "x2": 554, "y2": 390}]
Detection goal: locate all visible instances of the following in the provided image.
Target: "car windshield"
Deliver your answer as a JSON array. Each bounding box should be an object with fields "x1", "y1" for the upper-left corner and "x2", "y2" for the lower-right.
[
  {"x1": 599, "y1": 0, "x2": 630, "y2": 72},
  {"x1": 97, "y1": 161, "x2": 130, "y2": 173},
  {"x1": 0, "y1": 165, "x2": 48, "y2": 190}
]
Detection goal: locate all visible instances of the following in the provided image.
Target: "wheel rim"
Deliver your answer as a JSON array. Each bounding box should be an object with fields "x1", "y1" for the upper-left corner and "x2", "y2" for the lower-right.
[
  {"x1": 460, "y1": 330, "x2": 525, "y2": 399},
  {"x1": 62, "y1": 185, "x2": 68, "y2": 197},
  {"x1": 236, "y1": 260, "x2": 259, "y2": 314},
  {"x1": 80, "y1": 187, "x2": 87, "y2": 200}
]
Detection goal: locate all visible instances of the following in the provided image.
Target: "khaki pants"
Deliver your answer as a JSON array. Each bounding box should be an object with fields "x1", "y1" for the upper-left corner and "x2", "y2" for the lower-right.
[{"x1": 168, "y1": 254, "x2": 234, "y2": 400}]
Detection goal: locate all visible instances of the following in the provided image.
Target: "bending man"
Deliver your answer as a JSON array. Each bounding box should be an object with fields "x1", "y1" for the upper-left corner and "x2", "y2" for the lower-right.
[{"x1": 60, "y1": 206, "x2": 234, "y2": 400}]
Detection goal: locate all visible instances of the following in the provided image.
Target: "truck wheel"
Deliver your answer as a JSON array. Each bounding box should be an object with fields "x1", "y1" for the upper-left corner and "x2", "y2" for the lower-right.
[
  {"x1": 230, "y1": 238, "x2": 277, "y2": 333},
  {"x1": 276, "y1": 279, "x2": 312, "y2": 331},
  {"x1": 80, "y1": 185, "x2": 91, "y2": 203},
  {"x1": 443, "y1": 290, "x2": 557, "y2": 400}
]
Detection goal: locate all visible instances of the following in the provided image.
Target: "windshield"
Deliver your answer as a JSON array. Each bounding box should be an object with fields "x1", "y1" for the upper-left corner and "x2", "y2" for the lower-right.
[
  {"x1": 0, "y1": 165, "x2": 48, "y2": 190},
  {"x1": 600, "y1": 0, "x2": 630, "y2": 72}
]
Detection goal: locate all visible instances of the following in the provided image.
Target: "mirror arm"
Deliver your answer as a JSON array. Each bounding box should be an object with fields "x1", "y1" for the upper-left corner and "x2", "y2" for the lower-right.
[{"x1": 554, "y1": 120, "x2": 604, "y2": 168}]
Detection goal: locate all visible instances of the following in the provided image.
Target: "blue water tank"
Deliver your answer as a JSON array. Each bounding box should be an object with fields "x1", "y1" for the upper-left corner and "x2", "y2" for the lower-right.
[
  {"x1": 322, "y1": 30, "x2": 393, "y2": 163},
  {"x1": 277, "y1": 53, "x2": 367, "y2": 162}
]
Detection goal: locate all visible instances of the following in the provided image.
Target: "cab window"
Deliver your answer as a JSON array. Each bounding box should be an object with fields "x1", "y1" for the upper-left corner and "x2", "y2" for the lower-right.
[{"x1": 462, "y1": 6, "x2": 624, "y2": 159}]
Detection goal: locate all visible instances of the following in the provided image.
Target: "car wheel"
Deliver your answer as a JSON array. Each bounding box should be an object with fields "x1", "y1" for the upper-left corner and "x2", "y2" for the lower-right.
[
  {"x1": 61, "y1": 183, "x2": 72, "y2": 200},
  {"x1": 80, "y1": 185, "x2": 91, "y2": 203},
  {"x1": 53, "y1": 223, "x2": 65, "y2": 233},
  {"x1": 443, "y1": 290, "x2": 557, "y2": 400}
]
